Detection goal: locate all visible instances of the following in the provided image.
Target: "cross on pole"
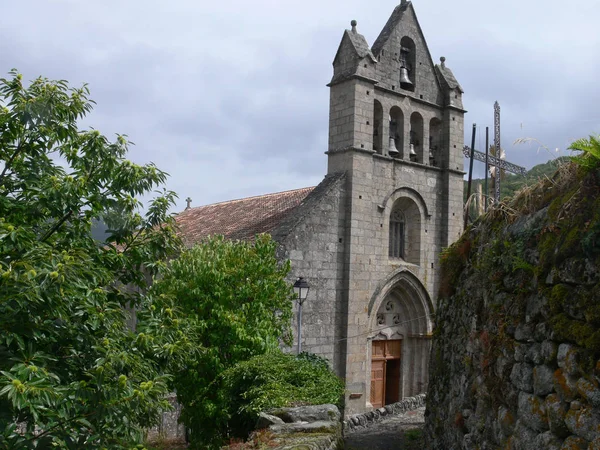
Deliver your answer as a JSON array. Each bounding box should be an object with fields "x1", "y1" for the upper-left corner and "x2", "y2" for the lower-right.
[
  {"x1": 463, "y1": 102, "x2": 526, "y2": 203},
  {"x1": 462, "y1": 145, "x2": 526, "y2": 177},
  {"x1": 494, "y1": 101, "x2": 502, "y2": 201}
]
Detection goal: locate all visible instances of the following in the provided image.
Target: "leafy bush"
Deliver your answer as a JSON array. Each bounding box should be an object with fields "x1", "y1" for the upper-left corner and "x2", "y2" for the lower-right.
[
  {"x1": 0, "y1": 71, "x2": 184, "y2": 448},
  {"x1": 193, "y1": 350, "x2": 344, "y2": 447},
  {"x1": 140, "y1": 235, "x2": 296, "y2": 449}
]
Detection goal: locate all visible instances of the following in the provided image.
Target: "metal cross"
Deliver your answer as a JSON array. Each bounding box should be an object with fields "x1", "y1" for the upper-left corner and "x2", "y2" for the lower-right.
[
  {"x1": 185, "y1": 197, "x2": 192, "y2": 209},
  {"x1": 463, "y1": 102, "x2": 526, "y2": 203},
  {"x1": 462, "y1": 146, "x2": 526, "y2": 176}
]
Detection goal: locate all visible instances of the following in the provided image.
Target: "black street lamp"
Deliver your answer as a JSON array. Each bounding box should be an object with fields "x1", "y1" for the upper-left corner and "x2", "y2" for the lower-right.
[{"x1": 293, "y1": 277, "x2": 310, "y2": 354}]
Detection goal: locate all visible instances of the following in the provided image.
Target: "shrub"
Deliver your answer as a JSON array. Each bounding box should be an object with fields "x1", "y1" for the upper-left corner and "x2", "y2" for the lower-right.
[{"x1": 193, "y1": 350, "x2": 344, "y2": 447}]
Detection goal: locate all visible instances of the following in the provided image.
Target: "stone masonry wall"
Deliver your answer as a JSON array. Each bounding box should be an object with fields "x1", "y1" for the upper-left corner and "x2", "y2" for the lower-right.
[
  {"x1": 274, "y1": 173, "x2": 349, "y2": 373},
  {"x1": 425, "y1": 164, "x2": 600, "y2": 449}
]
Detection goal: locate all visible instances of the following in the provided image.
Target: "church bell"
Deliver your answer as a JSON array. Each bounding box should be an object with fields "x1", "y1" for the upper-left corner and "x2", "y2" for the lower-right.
[
  {"x1": 399, "y1": 67, "x2": 413, "y2": 90},
  {"x1": 409, "y1": 143, "x2": 417, "y2": 161},
  {"x1": 388, "y1": 136, "x2": 399, "y2": 157}
]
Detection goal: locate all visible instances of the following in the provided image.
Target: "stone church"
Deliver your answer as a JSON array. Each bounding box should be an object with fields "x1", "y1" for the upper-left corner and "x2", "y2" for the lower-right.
[{"x1": 176, "y1": 0, "x2": 465, "y2": 415}]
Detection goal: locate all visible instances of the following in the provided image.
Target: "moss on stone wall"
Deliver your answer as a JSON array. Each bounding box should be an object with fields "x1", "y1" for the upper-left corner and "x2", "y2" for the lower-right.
[{"x1": 425, "y1": 161, "x2": 600, "y2": 449}]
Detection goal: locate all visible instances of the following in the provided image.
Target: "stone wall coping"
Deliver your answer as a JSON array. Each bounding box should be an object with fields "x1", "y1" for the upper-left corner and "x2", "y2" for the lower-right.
[{"x1": 343, "y1": 393, "x2": 426, "y2": 433}]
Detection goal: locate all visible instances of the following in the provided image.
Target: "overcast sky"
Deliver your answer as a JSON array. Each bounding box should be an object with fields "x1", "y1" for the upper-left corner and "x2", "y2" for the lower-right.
[{"x1": 2, "y1": 0, "x2": 599, "y2": 211}]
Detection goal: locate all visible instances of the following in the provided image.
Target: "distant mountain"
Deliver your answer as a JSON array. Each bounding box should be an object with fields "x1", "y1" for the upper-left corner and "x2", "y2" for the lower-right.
[{"x1": 464, "y1": 157, "x2": 570, "y2": 204}]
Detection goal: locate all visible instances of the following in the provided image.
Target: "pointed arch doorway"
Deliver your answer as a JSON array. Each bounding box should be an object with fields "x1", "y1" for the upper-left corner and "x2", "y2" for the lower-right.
[{"x1": 368, "y1": 271, "x2": 433, "y2": 408}]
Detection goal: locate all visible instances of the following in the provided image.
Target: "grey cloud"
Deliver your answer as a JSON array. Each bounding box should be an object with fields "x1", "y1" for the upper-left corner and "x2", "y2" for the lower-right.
[{"x1": 1, "y1": 0, "x2": 598, "y2": 212}]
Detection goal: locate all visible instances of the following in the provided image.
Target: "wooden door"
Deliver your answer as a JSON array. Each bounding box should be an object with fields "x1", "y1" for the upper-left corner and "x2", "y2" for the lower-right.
[
  {"x1": 371, "y1": 340, "x2": 402, "y2": 408},
  {"x1": 370, "y1": 359, "x2": 386, "y2": 409},
  {"x1": 386, "y1": 340, "x2": 401, "y2": 359}
]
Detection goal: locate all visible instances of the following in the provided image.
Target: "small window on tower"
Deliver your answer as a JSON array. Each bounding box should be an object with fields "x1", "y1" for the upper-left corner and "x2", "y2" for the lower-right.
[
  {"x1": 389, "y1": 209, "x2": 406, "y2": 259},
  {"x1": 388, "y1": 197, "x2": 421, "y2": 265}
]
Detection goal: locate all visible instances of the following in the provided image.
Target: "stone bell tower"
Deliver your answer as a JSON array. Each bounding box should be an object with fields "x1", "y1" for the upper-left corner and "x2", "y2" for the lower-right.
[{"x1": 325, "y1": 1, "x2": 465, "y2": 414}]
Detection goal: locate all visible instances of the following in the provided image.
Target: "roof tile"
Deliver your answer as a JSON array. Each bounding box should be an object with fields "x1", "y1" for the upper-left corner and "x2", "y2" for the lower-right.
[{"x1": 175, "y1": 187, "x2": 314, "y2": 245}]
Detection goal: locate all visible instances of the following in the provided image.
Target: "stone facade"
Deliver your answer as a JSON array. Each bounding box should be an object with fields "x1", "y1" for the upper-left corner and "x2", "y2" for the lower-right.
[
  {"x1": 276, "y1": 0, "x2": 465, "y2": 415},
  {"x1": 176, "y1": 1, "x2": 465, "y2": 417}
]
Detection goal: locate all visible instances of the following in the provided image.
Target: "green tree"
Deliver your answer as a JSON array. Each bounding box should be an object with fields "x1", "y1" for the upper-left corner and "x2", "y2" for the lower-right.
[
  {"x1": 0, "y1": 71, "x2": 186, "y2": 448},
  {"x1": 140, "y1": 235, "x2": 294, "y2": 448}
]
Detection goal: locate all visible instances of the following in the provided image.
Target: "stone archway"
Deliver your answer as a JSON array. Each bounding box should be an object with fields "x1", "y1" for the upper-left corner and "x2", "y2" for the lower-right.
[{"x1": 367, "y1": 271, "x2": 433, "y2": 408}]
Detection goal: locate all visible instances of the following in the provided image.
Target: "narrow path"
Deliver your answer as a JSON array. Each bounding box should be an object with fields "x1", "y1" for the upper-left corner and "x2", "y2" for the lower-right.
[{"x1": 343, "y1": 407, "x2": 425, "y2": 450}]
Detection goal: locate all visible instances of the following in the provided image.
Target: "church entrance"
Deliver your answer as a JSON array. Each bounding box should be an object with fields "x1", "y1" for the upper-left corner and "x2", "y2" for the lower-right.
[
  {"x1": 370, "y1": 340, "x2": 402, "y2": 408},
  {"x1": 367, "y1": 272, "x2": 433, "y2": 408}
]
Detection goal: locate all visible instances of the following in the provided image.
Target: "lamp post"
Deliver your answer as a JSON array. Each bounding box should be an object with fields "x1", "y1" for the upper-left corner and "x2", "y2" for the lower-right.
[{"x1": 293, "y1": 277, "x2": 310, "y2": 354}]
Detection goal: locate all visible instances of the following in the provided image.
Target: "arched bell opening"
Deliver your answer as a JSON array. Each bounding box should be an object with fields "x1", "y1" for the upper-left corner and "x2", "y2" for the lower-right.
[
  {"x1": 388, "y1": 106, "x2": 404, "y2": 158},
  {"x1": 409, "y1": 112, "x2": 424, "y2": 164},
  {"x1": 399, "y1": 37, "x2": 416, "y2": 92},
  {"x1": 429, "y1": 117, "x2": 442, "y2": 167},
  {"x1": 373, "y1": 100, "x2": 384, "y2": 154}
]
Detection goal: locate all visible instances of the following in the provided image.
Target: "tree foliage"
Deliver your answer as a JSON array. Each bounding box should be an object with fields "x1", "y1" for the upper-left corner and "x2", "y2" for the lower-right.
[
  {"x1": 0, "y1": 71, "x2": 185, "y2": 448},
  {"x1": 141, "y1": 235, "x2": 294, "y2": 448},
  {"x1": 217, "y1": 351, "x2": 344, "y2": 441}
]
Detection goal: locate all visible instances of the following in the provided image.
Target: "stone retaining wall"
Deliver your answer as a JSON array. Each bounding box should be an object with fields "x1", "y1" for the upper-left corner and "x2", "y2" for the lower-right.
[
  {"x1": 343, "y1": 394, "x2": 426, "y2": 433},
  {"x1": 424, "y1": 167, "x2": 600, "y2": 449},
  {"x1": 255, "y1": 404, "x2": 343, "y2": 450}
]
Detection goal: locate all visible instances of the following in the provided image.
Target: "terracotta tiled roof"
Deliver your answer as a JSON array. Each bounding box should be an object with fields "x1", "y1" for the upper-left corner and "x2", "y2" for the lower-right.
[{"x1": 175, "y1": 187, "x2": 315, "y2": 245}]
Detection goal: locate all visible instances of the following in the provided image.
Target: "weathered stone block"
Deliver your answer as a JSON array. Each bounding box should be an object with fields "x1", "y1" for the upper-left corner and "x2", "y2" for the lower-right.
[
  {"x1": 518, "y1": 392, "x2": 548, "y2": 432},
  {"x1": 511, "y1": 363, "x2": 534, "y2": 393},
  {"x1": 553, "y1": 368, "x2": 578, "y2": 403},
  {"x1": 514, "y1": 343, "x2": 527, "y2": 362},
  {"x1": 534, "y1": 322, "x2": 552, "y2": 342},
  {"x1": 269, "y1": 420, "x2": 340, "y2": 434},
  {"x1": 541, "y1": 340, "x2": 558, "y2": 365},
  {"x1": 527, "y1": 344, "x2": 543, "y2": 365},
  {"x1": 256, "y1": 412, "x2": 285, "y2": 429},
  {"x1": 511, "y1": 419, "x2": 538, "y2": 450},
  {"x1": 534, "y1": 365, "x2": 555, "y2": 396},
  {"x1": 577, "y1": 377, "x2": 600, "y2": 408},
  {"x1": 565, "y1": 405, "x2": 600, "y2": 442},
  {"x1": 557, "y1": 344, "x2": 581, "y2": 377},
  {"x1": 269, "y1": 404, "x2": 341, "y2": 423},
  {"x1": 515, "y1": 324, "x2": 534, "y2": 342},
  {"x1": 556, "y1": 257, "x2": 599, "y2": 286}
]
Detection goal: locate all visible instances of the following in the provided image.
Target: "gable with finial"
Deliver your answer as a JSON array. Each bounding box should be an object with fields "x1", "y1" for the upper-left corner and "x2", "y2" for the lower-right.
[
  {"x1": 330, "y1": 20, "x2": 377, "y2": 85},
  {"x1": 370, "y1": 1, "x2": 448, "y2": 104}
]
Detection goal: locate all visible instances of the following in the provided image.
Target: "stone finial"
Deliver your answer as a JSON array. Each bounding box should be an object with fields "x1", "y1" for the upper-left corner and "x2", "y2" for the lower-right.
[
  {"x1": 351, "y1": 20, "x2": 357, "y2": 33},
  {"x1": 440, "y1": 56, "x2": 446, "y2": 68},
  {"x1": 401, "y1": 0, "x2": 407, "y2": 5},
  {"x1": 185, "y1": 197, "x2": 192, "y2": 210}
]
